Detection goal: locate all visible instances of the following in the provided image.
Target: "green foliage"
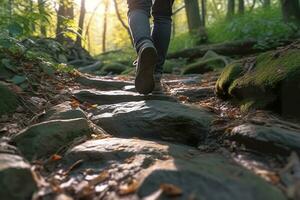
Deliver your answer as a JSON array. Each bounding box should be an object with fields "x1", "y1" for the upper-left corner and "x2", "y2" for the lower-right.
[
  {"x1": 208, "y1": 6, "x2": 296, "y2": 44},
  {"x1": 0, "y1": 0, "x2": 51, "y2": 38},
  {"x1": 169, "y1": 33, "x2": 198, "y2": 53}
]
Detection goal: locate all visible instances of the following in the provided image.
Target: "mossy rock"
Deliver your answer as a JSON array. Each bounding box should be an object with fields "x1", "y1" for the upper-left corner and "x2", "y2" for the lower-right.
[
  {"x1": 163, "y1": 59, "x2": 186, "y2": 74},
  {"x1": 215, "y1": 47, "x2": 300, "y2": 117},
  {"x1": 182, "y1": 57, "x2": 226, "y2": 75},
  {"x1": 182, "y1": 51, "x2": 230, "y2": 75},
  {"x1": 0, "y1": 83, "x2": 18, "y2": 116},
  {"x1": 100, "y1": 63, "x2": 128, "y2": 75}
]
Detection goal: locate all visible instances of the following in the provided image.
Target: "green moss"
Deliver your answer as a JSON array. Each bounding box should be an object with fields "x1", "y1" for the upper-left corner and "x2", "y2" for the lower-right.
[
  {"x1": 0, "y1": 83, "x2": 18, "y2": 115},
  {"x1": 216, "y1": 47, "x2": 300, "y2": 116},
  {"x1": 215, "y1": 61, "x2": 244, "y2": 98},
  {"x1": 121, "y1": 67, "x2": 135, "y2": 76},
  {"x1": 163, "y1": 59, "x2": 186, "y2": 74}
]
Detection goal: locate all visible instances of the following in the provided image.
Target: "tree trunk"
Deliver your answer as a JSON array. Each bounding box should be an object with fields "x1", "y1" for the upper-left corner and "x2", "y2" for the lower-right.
[
  {"x1": 102, "y1": 0, "x2": 109, "y2": 52},
  {"x1": 184, "y1": 0, "x2": 202, "y2": 33},
  {"x1": 112, "y1": 0, "x2": 134, "y2": 46},
  {"x1": 201, "y1": 0, "x2": 206, "y2": 27},
  {"x1": 280, "y1": 0, "x2": 300, "y2": 25},
  {"x1": 263, "y1": 0, "x2": 271, "y2": 8},
  {"x1": 75, "y1": 0, "x2": 86, "y2": 47},
  {"x1": 227, "y1": 0, "x2": 235, "y2": 19},
  {"x1": 56, "y1": 0, "x2": 74, "y2": 43},
  {"x1": 38, "y1": 0, "x2": 47, "y2": 37},
  {"x1": 238, "y1": 0, "x2": 244, "y2": 15}
]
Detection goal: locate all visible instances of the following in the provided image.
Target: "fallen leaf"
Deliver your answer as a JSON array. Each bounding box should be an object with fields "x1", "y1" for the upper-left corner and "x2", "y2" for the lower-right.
[
  {"x1": 50, "y1": 154, "x2": 62, "y2": 161},
  {"x1": 119, "y1": 179, "x2": 139, "y2": 195},
  {"x1": 160, "y1": 183, "x2": 182, "y2": 197},
  {"x1": 178, "y1": 95, "x2": 189, "y2": 102},
  {"x1": 70, "y1": 99, "x2": 80, "y2": 109}
]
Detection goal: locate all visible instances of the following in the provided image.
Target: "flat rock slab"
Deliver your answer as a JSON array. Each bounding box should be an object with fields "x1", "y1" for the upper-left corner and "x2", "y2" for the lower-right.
[
  {"x1": 230, "y1": 123, "x2": 300, "y2": 153},
  {"x1": 170, "y1": 86, "x2": 215, "y2": 101},
  {"x1": 91, "y1": 100, "x2": 215, "y2": 145},
  {"x1": 64, "y1": 138, "x2": 286, "y2": 200},
  {"x1": 0, "y1": 154, "x2": 37, "y2": 200},
  {"x1": 12, "y1": 118, "x2": 91, "y2": 160},
  {"x1": 76, "y1": 76, "x2": 133, "y2": 90},
  {"x1": 39, "y1": 101, "x2": 87, "y2": 122},
  {"x1": 73, "y1": 89, "x2": 176, "y2": 105}
]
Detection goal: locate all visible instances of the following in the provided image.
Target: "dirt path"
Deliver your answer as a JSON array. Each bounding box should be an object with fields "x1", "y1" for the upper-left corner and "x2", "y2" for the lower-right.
[{"x1": 1, "y1": 72, "x2": 300, "y2": 200}]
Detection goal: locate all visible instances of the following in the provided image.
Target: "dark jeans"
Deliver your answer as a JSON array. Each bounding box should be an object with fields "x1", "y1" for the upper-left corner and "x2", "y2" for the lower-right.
[{"x1": 127, "y1": 0, "x2": 174, "y2": 75}]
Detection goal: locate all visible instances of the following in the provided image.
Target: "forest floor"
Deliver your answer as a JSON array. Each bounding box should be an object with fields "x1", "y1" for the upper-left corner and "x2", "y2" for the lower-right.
[{"x1": 1, "y1": 61, "x2": 300, "y2": 200}]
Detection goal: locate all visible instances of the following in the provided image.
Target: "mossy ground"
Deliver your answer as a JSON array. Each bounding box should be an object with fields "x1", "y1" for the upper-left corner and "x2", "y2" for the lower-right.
[
  {"x1": 215, "y1": 46, "x2": 300, "y2": 116},
  {"x1": 0, "y1": 83, "x2": 18, "y2": 116}
]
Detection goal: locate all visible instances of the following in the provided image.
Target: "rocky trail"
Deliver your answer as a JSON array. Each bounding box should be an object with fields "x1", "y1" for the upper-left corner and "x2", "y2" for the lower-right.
[{"x1": 1, "y1": 66, "x2": 300, "y2": 200}]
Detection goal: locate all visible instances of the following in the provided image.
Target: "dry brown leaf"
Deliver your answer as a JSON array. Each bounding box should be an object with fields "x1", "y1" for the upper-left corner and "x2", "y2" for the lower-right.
[
  {"x1": 178, "y1": 95, "x2": 189, "y2": 102},
  {"x1": 119, "y1": 179, "x2": 139, "y2": 196},
  {"x1": 50, "y1": 154, "x2": 62, "y2": 161},
  {"x1": 89, "y1": 171, "x2": 109, "y2": 186},
  {"x1": 160, "y1": 183, "x2": 183, "y2": 197},
  {"x1": 70, "y1": 99, "x2": 80, "y2": 109}
]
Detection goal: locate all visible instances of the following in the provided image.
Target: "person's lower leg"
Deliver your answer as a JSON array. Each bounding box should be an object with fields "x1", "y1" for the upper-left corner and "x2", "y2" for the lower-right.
[
  {"x1": 151, "y1": 15, "x2": 172, "y2": 77},
  {"x1": 127, "y1": 0, "x2": 153, "y2": 52}
]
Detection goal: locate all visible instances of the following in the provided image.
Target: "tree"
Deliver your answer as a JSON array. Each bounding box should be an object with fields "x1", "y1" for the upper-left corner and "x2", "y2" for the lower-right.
[
  {"x1": 201, "y1": 0, "x2": 206, "y2": 27},
  {"x1": 56, "y1": 0, "x2": 75, "y2": 43},
  {"x1": 38, "y1": 0, "x2": 47, "y2": 37},
  {"x1": 184, "y1": 0, "x2": 202, "y2": 33},
  {"x1": 280, "y1": 0, "x2": 300, "y2": 25},
  {"x1": 227, "y1": 0, "x2": 235, "y2": 19},
  {"x1": 263, "y1": 0, "x2": 271, "y2": 8},
  {"x1": 112, "y1": 0, "x2": 133, "y2": 46},
  {"x1": 75, "y1": 0, "x2": 86, "y2": 47},
  {"x1": 238, "y1": 0, "x2": 244, "y2": 15},
  {"x1": 102, "y1": 0, "x2": 109, "y2": 52}
]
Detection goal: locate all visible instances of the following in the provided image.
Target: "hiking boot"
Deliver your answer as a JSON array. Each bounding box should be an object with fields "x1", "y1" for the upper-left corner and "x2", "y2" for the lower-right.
[{"x1": 135, "y1": 41, "x2": 158, "y2": 95}]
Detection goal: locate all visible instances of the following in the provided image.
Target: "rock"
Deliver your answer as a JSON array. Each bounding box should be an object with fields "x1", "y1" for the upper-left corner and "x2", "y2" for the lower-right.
[
  {"x1": 170, "y1": 86, "x2": 214, "y2": 101},
  {"x1": 64, "y1": 138, "x2": 286, "y2": 200},
  {"x1": 215, "y1": 45, "x2": 300, "y2": 117},
  {"x1": 78, "y1": 61, "x2": 102, "y2": 73},
  {"x1": 76, "y1": 76, "x2": 133, "y2": 90},
  {"x1": 229, "y1": 123, "x2": 300, "y2": 153},
  {"x1": 12, "y1": 118, "x2": 90, "y2": 160},
  {"x1": 0, "y1": 153, "x2": 37, "y2": 200},
  {"x1": 182, "y1": 51, "x2": 230, "y2": 75},
  {"x1": 138, "y1": 154, "x2": 286, "y2": 200},
  {"x1": 99, "y1": 63, "x2": 128, "y2": 75},
  {"x1": 164, "y1": 75, "x2": 202, "y2": 86},
  {"x1": 39, "y1": 102, "x2": 87, "y2": 122},
  {"x1": 0, "y1": 83, "x2": 19, "y2": 116},
  {"x1": 73, "y1": 90, "x2": 176, "y2": 105},
  {"x1": 163, "y1": 59, "x2": 186, "y2": 74},
  {"x1": 91, "y1": 100, "x2": 215, "y2": 145}
]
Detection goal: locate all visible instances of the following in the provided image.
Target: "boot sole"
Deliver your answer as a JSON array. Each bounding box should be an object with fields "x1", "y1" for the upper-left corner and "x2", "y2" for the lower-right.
[{"x1": 135, "y1": 46, "x2": 157, "y2": 95}]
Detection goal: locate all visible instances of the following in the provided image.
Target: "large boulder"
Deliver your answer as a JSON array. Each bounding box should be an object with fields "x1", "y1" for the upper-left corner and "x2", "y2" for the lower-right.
[
  {"x1": 215, "y1": 45, "x2": 300, "y2": 117},
  {"x1": 64, "y1": 138, "x2": 286, "y2": 200},
  {"x1": 0, "y1": 153, "x2": 37, "y2": 200},
  {"x1": 90, "y1": 100, "x2": 215, "y2": 145},
  {"x1": 12, "y1": 118, "x2": 91, "y2": 160},
  {"x1": 0, "y1": 83, "x2": 18, "y2": 116},
  {"x1": 76, "y1": 76, "x2": 133, "y2": 91},
  {"x1": 73, "y1": 89, "x2": 176, "y2": 105},
  {"x1": 39, "y1": 101, "x2": 87, "y2": 122},
  {"x1": 229, "y1": 123, "x2": 300, "y2": 153}
]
